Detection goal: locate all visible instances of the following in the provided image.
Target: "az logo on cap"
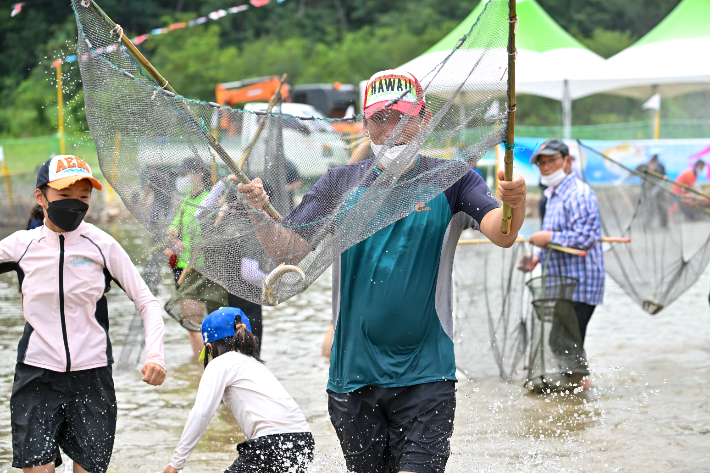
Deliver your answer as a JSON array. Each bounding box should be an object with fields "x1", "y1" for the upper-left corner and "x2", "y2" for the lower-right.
[{"x1": 36, "y1": 155, "x2": 103, "y2": 190}]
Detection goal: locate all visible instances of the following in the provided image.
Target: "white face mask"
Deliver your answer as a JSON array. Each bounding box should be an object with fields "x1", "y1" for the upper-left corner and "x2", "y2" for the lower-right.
[
  {"x1": 540, "y1": 167, "x2": 567, "y2": 188},
  {"x1": 175, "y1": 175, "x2": 194, "y2": 195},
  {"x1": 371, "y1": 143, "x2": 416, "y2": 175}
]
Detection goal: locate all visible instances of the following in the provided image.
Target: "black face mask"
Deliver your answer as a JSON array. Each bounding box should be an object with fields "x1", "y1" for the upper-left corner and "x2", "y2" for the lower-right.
[{"x1": 44, "y1": 198, "x2": 89, "y2": 232}]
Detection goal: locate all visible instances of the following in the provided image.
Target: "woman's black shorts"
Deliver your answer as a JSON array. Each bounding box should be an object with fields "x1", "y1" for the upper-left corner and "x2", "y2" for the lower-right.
[{"x1": 11, "y1": 363, "x2": 117, "y2": 472}]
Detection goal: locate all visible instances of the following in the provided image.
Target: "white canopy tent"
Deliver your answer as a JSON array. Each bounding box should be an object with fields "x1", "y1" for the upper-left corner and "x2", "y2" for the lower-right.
[
  {"x1": 573, "y1": 0, "x2": 710, "y2": 100},
  {"x1": 360, "y1": 0, "x2": 606, "y2": 138}
]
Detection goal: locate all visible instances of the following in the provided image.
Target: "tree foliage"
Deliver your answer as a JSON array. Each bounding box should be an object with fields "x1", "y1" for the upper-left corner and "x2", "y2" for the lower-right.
[{"x1": 1, "y1": 0, "x2": 699, "y2": 138}]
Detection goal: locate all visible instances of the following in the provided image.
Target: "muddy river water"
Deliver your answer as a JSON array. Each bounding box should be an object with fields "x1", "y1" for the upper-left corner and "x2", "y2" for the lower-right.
[{"x1": 0, "y1": 223, "x2": 708, "y2": 472}]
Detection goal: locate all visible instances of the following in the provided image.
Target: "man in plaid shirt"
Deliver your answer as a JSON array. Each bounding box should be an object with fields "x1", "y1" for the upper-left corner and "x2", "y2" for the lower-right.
[{"x1": 519, "y1": 139, "x2": 604, "y2": 390}]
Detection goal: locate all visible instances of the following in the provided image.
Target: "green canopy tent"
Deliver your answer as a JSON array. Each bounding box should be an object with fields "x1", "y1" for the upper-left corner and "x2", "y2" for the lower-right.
[
  {"x1": 576, "y1": 0, "x2": 710, "y2": 100},
  {"x1": 367, "y1": 0, "x2": 606, "y2": 138}
]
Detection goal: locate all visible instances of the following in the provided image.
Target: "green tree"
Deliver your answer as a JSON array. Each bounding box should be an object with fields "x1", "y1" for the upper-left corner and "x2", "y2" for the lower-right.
[{"x1": 577, "y1": 28, "x2": 637, "y2": 59}]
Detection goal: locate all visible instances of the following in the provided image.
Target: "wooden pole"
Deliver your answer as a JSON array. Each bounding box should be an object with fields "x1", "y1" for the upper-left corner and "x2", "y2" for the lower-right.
[
  {"x1": 458, "y1": 237, "x2": 630, "y2": 245},
  {"x1": 0, "y1": 146, "x2": 18, "y2": 225},
  {"x1": 654, "y1": 111, "x2": 660, "y2": 140},
  {"x1": 459, "y1": 239, "x2": 586, "y2": 256},
  {"x1": 501, "y1": 0, "x2": 517, "y2": 235},
  {"x1": 54, "y1": 61, "x2": 66, "y2": 155},
  {"x1": 494, "y1": 143, "x2": 501, "y2": 199},
  {"x1": 87, "y1": 0, "x2": 282, "y2": 221},
  {"x1": 547, "y1": 243, "x2": 586, "y2": 257},
  {"x1": 237, "y1": 74, "x2": 287, "y2": 169}
]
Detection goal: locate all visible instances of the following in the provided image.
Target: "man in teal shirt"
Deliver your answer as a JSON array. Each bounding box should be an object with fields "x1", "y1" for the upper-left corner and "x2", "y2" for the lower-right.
[{"x1": 238, "y1": 70, "x2": 526, "y2": 473}]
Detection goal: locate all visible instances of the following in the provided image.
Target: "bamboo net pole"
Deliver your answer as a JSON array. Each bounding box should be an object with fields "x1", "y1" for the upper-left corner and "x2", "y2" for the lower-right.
[
  {"x1": 87, "y1": 0, "x2": 282, "y2": 221},
  {"x1": 0, "y1": 146, "x2": 18, "y2": 225},
  {"x1": 501, "y1": 0, "x2": 517, "y2": 235},
  {"x1": 237, "y1": 74, "x2": 287, "y2": 169},
  {"x1": 547, "y1": 243, "x2": 586, "y2": 257},
  {"x1": 458, "y1": 237, "x2": 629, "y2": 245},
  {"x1": 458, "y1": 237, "x2": 629, "y2": 256},
  {"x1": 55, "y1": 62, "x2": 66, "y2": 155}
]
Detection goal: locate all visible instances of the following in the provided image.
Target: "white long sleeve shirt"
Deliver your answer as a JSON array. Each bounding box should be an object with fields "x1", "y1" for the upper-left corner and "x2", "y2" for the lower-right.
[{"x1": 169, "y1": 351, "x2": 310, "y2": 470}]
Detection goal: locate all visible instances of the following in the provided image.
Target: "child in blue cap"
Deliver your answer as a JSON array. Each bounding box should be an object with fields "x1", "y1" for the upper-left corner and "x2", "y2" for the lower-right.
[{"x1": 163, "y1": 307, "x2": 314, "y2": 473}]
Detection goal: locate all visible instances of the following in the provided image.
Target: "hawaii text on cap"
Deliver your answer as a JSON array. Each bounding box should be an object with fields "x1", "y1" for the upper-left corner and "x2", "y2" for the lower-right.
[
  {"x1": 36, "y1": 155, "x2": 103, "y2": 190},
  {"x1": 363, "y1": 70, "x2": 425, "y2": 119}
]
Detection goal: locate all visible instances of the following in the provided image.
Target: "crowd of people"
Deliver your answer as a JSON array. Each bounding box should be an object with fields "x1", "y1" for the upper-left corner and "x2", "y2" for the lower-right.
[{"x1": 1, "y1": 66, "x2": 708, "y2": 473}]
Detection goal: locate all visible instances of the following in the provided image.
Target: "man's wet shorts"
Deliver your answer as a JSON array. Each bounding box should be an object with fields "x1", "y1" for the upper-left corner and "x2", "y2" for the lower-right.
[
  {"x1": 11, "y1": 363, "x2": 117, "y2": 472},
  {"x1": 327, "y1": 380, "x2": 456, "y2": 473}
]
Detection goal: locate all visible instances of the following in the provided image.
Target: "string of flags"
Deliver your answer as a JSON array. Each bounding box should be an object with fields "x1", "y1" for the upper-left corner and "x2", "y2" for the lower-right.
[
  {"x1": 11, "y1": 3, "x2": 24, "y2": 17},
  {"x1": 13, "y1": 0, "x2": 287, "y2": 50}
]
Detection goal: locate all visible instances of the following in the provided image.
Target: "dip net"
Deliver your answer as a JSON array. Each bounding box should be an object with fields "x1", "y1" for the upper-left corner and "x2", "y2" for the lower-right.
[
  {"x1": 72, "y1": 0, "x2": 512, "y2": 304},
  {"x1": 580, "y1": 142, "x2": 710, "y2": 315},
  {"x1": 453, "y1": 242, "x2": 587, "y2": 387},
  {"x1": 525, "y1": 273, "x2": 586, "y2": 389},
  {"x1": 453, "y1": 241, "x2": 530, "y2": 381}
]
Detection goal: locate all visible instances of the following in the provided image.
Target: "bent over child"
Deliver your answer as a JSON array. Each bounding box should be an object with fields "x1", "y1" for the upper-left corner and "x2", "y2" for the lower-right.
[
  {"x1": 164, "y1": 307, "x2": 314, "y2": 473},
  {"x1": 0, "y1": 155, "x2": 166, "y2": 473}
]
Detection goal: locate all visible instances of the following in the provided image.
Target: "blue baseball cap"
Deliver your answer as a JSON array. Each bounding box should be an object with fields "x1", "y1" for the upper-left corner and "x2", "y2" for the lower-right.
[{"x1": 201, "y1": 307, "x2": 251, "y2": 346}]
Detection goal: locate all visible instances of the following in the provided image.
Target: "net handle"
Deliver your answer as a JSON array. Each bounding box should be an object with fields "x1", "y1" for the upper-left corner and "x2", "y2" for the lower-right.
[
  {"x1": 237, "y1": 74, "x2": 288, "y2": 169},
  {"x1": 501, "y1": 0, "x2": 517, "y2": 235},
  {"x1": 86, "y1": 0, "x2": 283, "y2": 222},
  {"x1": 458, "y1": 237, "x2": 628, "y2": 244}
]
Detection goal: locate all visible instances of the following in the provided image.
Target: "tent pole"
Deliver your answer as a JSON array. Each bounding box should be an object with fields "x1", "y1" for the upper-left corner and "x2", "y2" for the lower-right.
[
  {"x1": 652, "y1": 84, "x2": 660, "y2": 140},
  {"x1": 501, "y1": 0, "x2": 517, "y2": 235},
  {"x1": 562, "y1": 79, "x2": 572, "y2": 139}
]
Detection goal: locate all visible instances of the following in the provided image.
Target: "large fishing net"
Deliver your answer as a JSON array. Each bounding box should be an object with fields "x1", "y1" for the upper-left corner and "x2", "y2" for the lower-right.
[
  {"x1": 72, "y1": 0, "x2": 512, "y2": 305},
  {"x1": 453, "y1": 241, "x2": 530, "y2": 381},
  {"x1": 524, "y1": 272, "x2": 587, "y2": 389},
  {"x1": 452, "y1": 142, "x2": 710, "y2": 387},
  {"x1": 580, "y1": 142, "x2": 710, "y2": 314},
  {"x1": 453, "y1": 241, "x2": 587, "y2": 389}
]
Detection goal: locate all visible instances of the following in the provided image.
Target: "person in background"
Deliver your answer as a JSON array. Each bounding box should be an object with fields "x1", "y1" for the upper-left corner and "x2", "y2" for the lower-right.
[
  {"x1": 163, "y1": 307, "x2": 313, "y2": 473},
  {"x1": 26, "y1": 204, "x2": 44, "y2": 230},
  {"x1": 1, "y1": 155, "x2": 166, "y2": 473},
  {"x1": 144, "y1": 164, "x2": 172, "y2": 226},
  {"x1": 519, "y1": 140, "x2": 604, "y2": 390},
  {"x1": 537, "y1": 139, "x2": 572, "y2": 226},
  {"x1": 634, "y1": 154, "x2": 669, "y2": 227},
  {"x1": 193, "y1": 174, "x2": 267, "y2": 347},
  {"x1": 635, "y1": 154, "x2": 666, "y2": 177},
  {"x1": 164, "y1": 157, "x2": 228, "y2": 357},
  {"x1": 285, "y1": 160, "x2": 303, "y2": 210},
  {"x1": 673, "y1": 159, "x2": 705, "y2": 196},
  {"x1": 671, "y1": 159, "x2": 706, "y2": 220}
]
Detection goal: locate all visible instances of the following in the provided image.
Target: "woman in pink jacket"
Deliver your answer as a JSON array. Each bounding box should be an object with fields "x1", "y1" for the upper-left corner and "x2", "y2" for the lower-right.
[{"x1": 0, "y1": 155, "x2": 167, "y2": 473}]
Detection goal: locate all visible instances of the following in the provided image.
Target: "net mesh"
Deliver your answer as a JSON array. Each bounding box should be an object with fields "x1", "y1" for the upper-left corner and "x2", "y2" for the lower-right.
[
  {"x1": 453, "y1": 241, "x2": 529, "y2": 381},
  {"x1": 525, "y1": 274, "x2": 587, "y2": 388},
  {"x1": 581, "y1": 143, "x2": 710, "y2": 314},
  {"x1": 452, "y1": 145, "x2": 710, "y2": 387},
  {"x1": 73, "y1": 0, "x2": 511, "y2": 305}
]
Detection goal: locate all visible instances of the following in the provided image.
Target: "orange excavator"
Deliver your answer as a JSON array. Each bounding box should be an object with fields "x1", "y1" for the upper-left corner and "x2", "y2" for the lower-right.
[
  {"x1": 215, "y1": 75, "x2": 291, "y2": 107},
  {"x1": 215, "y1": 76, "x2": 290, "y2": 135},
  {"x1": 215, "y1": 76, "x2": 361, "y2": 136}
]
